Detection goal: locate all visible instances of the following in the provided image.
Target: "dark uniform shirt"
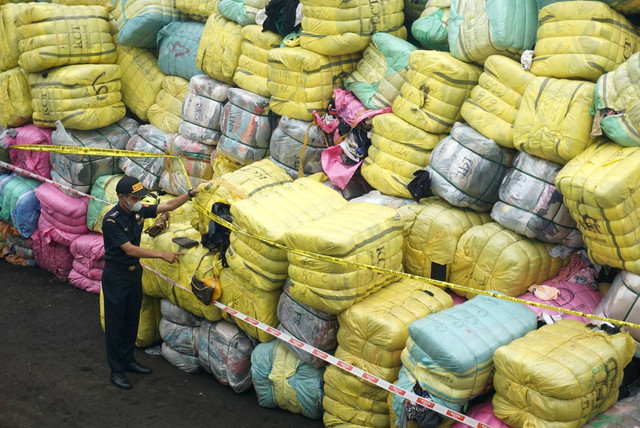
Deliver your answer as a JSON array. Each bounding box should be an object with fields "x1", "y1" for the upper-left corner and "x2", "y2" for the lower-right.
[{"x1": 102, "y1": 203, "x2": 158, "y2": 265}]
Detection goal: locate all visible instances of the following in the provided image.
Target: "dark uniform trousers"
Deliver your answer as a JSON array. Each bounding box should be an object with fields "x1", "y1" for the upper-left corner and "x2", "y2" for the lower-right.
[{"x1": 102, "y1": 263, "x2": 143, "y2": 373}]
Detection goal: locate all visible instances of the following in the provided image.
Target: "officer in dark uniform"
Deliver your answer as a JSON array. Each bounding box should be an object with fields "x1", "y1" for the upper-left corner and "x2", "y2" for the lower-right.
[{"x1": 102, "y1": 176, "x2": 197, "y2": 389}]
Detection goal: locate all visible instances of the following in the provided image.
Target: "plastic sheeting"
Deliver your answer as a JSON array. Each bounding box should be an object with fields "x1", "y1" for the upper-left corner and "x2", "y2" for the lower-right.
[
  {"x1": 161, "y1": 342, "x2": 200, "y2": 373},
  {"x1": 491, "y1": 151, "x2": 583, "y2": 247},
  {"x1": 0, "y1": 67, "x2": 31, "y2": 128},
  {"x1": 179, "y1": 75, "x2": 230, "y2": 145},
  {"x1": 50, "y1": 118, "x2": 139, "y2": 195},
  {"x1": 147, "y1": 76, "x2": 190, "y2": 134},
  {"x1": 269, "y1": 116, "x2": 325, "y2": 179},
  {"x1": 217, "y1": 0, "x2": 268, "y2": 25},
  {"x1": 493, "y1": 320, "x2": 635, "y2": 427},
  {"x1": 157, "y1": 21, "x2": 205, "y2": 81},
  {"x1": 159, "y1": 317, "x2": 198, "y2": 356},
  {"x1": 160, "y1": 298, "x2": 200, "y2": 327},
  {"x1": 119, "y1": 124, "x2": 169, "y2": 191},
  {"x1": 114, "y1": 0, "x2": 188, "y2": 48},
  {"x1": 217, "y1": 88, "x2": 272, "y2": 165},
  {"x1": 160, "y1": 135, "x2": 214, "y2": 195},
  {"x1": 2, "y1": 124, "x2": 52, "y2": 178},
  {"x1": 196, "y1": 14, "x2": 243, "y2": 85},
  {"x1": 411, "y1": 0, "x2": 450, "y2": 51},
  {"x1": 0, "y1": 173, "x2": 40, "y2": 238},
  {"x1": 234, "y1": 25, "x2": 282, "y2": 98},
  {"x1": 427, "y1": 122, "x2": 511, "y2": 211},
  {"x1": 69, "y1": 233, "x2": 104, "y2": 294}
]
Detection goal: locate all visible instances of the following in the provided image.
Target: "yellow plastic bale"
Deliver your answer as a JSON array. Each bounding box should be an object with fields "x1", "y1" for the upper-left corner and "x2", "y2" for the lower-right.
[
  {"x1": 361, "y1": 113, "x2": 445, "y2": 198},
  {"x1": 175, "y1": 0, "x2": 218, "y2": 21},
  {"x1": 219, "y1": 267, "x2": 279, "y2": 342},
  {"x1": 28, "y1": 63, "x2": 125, "y2": 130},
  {"x1": 52, "y1": 0, "x2": 115, "y2": 9},
  {"x1": 284, "y1": 203, "x2": 403, "y2": 314},
  {"x1": 0, "y1": 3, "x2": 30, "y2": 72},
  {"x1": 300, "y1": 0, "x2": 406, "y2": 56},
  {"x1": 0, "y1": 67, "x2": 31, "y2": 127},
  {"x1": 267, "y1": 47, "x2": 361, "y2": 121},
  {"x1": 15, "y1": 4, "x2": 116, "y2": 73},
  {"x1": 196, "y1": 14, "x2": 243, "y2": 85},
  {"x1": 532, "y1": 1, "x2": 640, "y2": 82},
  {"x1": 451, "y1": 222, "x2": 565, "y2": 299},
  {"x1": 233, "y1": 25, "x2": 282, "y2": 97},
  {"x1": 461, "y1": 55, "x2": 535, "y2": 148},
  {"x1": 399, "y1": 198, "x2": 491, "y2": 280},
  {"x1": 392, "y1": 50, "x2": 481, "y2": 135},
  {"x1": 493, "y1": 320, "x2": 635, "y2": 427},
  {"x1": 555, "y1": 142, "x2": 640, "y2": 274},
  {"x1": 100, "y1": 288, "x2": 161, "y2": 347},
  {"x1": 115, "y1": 45, "x2": 165, "y2": 122},
  {"x1": 514, "y1": 76, "x2": 599, "y2": 164},
  {"x1": 226, "y1": 235, "x2": 288, "y2": 292},
  {"x1": 147, "y1": 75, "x2": 189, "y2": 134}
]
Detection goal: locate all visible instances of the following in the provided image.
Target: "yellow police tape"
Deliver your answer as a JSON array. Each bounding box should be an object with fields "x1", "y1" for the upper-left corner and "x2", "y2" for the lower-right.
[
  {"x1": 10, "y1": 144, "x2": 193, "y2": 191},
  {"x1": 193, "y1": 203, "x2": 640, "y2": 331}
]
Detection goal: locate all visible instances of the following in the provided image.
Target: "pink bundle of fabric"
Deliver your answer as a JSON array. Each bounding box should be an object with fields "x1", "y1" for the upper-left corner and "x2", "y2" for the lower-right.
[
  {"x1": 451, "y1": 398, "x2": 510, "y2": 428},
  {"x1": 68, "y1": 233, "x2": 104, "y2": 294},
  {"x1": 29, "y1": 229, "x2": 74, "y2": 279},
  {"x1": 518, "y1": 252, "x2": 603, "y2": 323},
  {"x1": 35, "y1": 182, "x2": 88, "y2": 246},
  {"x1": 2, "y1": 125, "x2": 53, "y2": 178}
]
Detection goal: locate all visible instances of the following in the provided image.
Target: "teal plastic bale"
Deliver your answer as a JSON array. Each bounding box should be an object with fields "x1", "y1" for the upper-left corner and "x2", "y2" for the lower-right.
[
  {"x1": 157, "y1": 21, "x2": 205, "y2": 81},
  {"x1": 411, "y1": 0, "x2": 450, "y2": 51},
  {"x1": 116, "y1": 0, "x2": 190, "y2": 48},
  {"x1": 217, "y1": 0, "x2": 256, "y2": 26},
  {"x1": 0, "y1": 173, "x2": 41, "y2": 238},
  {"x1": 250, "y1": 340, "x2": 325, "y2": 420}
]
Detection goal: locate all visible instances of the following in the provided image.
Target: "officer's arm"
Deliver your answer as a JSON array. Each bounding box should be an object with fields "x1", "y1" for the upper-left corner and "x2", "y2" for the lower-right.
[
  {"x1": 120, "y1": 242, "x2": 182, "y2": 263},
  {"x1": 157, "y1": 189, "x2": 198, "y2": 214}
]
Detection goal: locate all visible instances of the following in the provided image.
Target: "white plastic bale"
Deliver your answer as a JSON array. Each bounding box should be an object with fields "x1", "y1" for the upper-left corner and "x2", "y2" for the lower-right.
[
  {"x1": 179, "y1": 75, "x2": 231, "y2": 145},
  {"x1": 269, "y1": 116, "x2": 325, "y2": 179}
]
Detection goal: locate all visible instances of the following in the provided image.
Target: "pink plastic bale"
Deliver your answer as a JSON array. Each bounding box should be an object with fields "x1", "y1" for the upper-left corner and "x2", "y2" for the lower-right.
[
  {"x1": 70, "y1": 233, "x2": 105, "y2": 270},
  {"x1": 5, "y1": 125, "x2": 53, "y2": 178},
  {"x1": 29, "y1": 229, "x2": 73, "y2": 279},
  {"x1": 72, "y1": 259, "x2": 103, "y2": 281},
  {"x1": 68, "y1": 268, "x2": 101, "y2": 294},
  {"x1": 451, "y1": 398, "x2": 510, "y2": 428},
  {"x1": 37, "y1": 215, "x2": 84, "y2": 247},
  {"x1": 35, "y1": 182, "x2": 88, "y2": 235}
]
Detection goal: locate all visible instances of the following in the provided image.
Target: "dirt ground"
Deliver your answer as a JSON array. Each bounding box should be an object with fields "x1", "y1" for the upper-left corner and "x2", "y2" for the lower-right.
[{"x1": 0, "y1": 261, "x2": 324, "y2": 428}]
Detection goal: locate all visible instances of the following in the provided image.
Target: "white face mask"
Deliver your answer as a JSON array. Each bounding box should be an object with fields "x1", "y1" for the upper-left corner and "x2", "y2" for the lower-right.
[{"x1": 129, "y1": 200, "x2": 143, "y2": 212}]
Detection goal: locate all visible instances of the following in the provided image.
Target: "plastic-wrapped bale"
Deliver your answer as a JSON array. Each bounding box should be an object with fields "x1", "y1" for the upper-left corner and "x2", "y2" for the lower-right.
[
  {"x1": 161, "y1": 298, "x2": 201, "y2": 327},
  {"x1": 159, "y1": 135, "x2": 214, "y2": 195},
  {"x1": 35, "y1": 182, "x2": 89, "y2": 246},
  {"x1": 344, "y1": 33, "x2": 417, "y2": 110},
  {"x1": 29, "y1": 228, "x2": 73, "y2": 279},
  {"x1": 398, "y1": 294, "x2": 536, "y2": 422},
  {"x1": 493, "y1": 320, "x2": 635, "y2": 427},
  {"x1": 284, "y1": 202, "x2": 403, "y2": 314},
  {"x1": 450, "y1": 222, "x2": 566, "y2": 299},
  {"x1": 100, "y1": 289, "x2": 162, "y2": 347},
  {"x1": 514, "y1": 76, "x2": 600, "y2": 164},
  {"x1": 584, "y1": 388, "x2": 640, "y2": 427},
  {"x1": 147, "y1": 75, "x2": 190, "y2": 134},
  {"x1": 0, "y1": 3, "x2": 30, "y2": 72},
  {"x1": 4, "y1": 233, "x2": 36, "y2": 265},
  {"x1": 113, "y1": 0, "x2": 188, "y2": 48},
  {"x1": 15, "y1": 4, "x2": 116, "y2": 73},
  {"x1": 451, "y1": 398, "x2": 510, "y2": 428},
  {"x1": 180, "y1": 75, "x2": 230, "y2": 145},
  {"x1": 299, "y1": 0, "x2": 406, "y2": 56},
  {"x1": 277, "y1": 280, "x2": 338, "y2": 368},
  {"x1": 411, "y1": 0, "x2": 450, "y2": 51},
  {"x1": 0, "y1": 68, "x2": 31, "y2": 127},
  {"x1": 267, "y1": 47, "x2": 361, "y2": 121},
  {"x1": 0, "y1": 173, "x2": 40, "y2": 238},
  {"x1": 594, "y1": 271, "x2": 640, "y2": 355},
  {"x1": 68, "y1": 233, "x2": 104, "y2": 294},
  {"x1": 161, "y1": 342, "x2": 200, "y2": 374},
  {"x1": 140, "y1": 224, "x2": 223, "y2": 322},
  {"x1": 594, "y1": 52, "x2": 640, "y2": 147},
  {"x1": 233, "y1": 25, "x2": 282, "y2": 98},
  {"x1": 491, "y1": 152, "x2": 583, "y2": 247},
  {"x1": 427, "y1": 122, "x2": 512, "y2": 212},
  {"x1": 392, "y1": 51, "x2": 481, "y2": 135},
  {"x1": 520, "y1": 251, "x2": 602, "y2": 324},
  {"x1": 361, "y1": 113, "x2": 445, "y2": 199},
  {"x1": 160, "y1": 315, "x2": 199, "y2": 358},
  {"x1": 196, "y1": 14, "x2": 243, "y2": 85},
  {"x1": 555, "y1": 142, "x2": 640, "y2": 273},
  {"x1": 49, "y1": 118, "x2": 139, "y2": 195},
  {"x1": 86, "y1": 174, "x2": 122, "y2": 232},
  {"x1": 448, "y1": 0, "x2": 538, "y2": 65},
  {"x1": 251, "y1": 340, "x2": 325, "y2": 420},
  {"x1": 217, "y1": 88, "x2": 272, "y2": 165},
  {"x1": 217, "y1": 0, "x2": 268, "y2": 25},
  {"x1": 50, "y1": 0, "x2": 116, "y2": 8},
  {"x1": 532, "y1": 2, "x2": 640, "y2": 82},
  {"x1": 269, "y1": 116, "x2": 325, "y2": 179},
  {"x1": 223, "y1": 179, "x2": 348, "y2": 341},
  {"x1": 2, "y1": 124, "x2": 52, "y2": 178},
  {"x1": 198, "y1": 319, "x2": 254, "y2": 393},
  {"x1": 461, "y1": 55, "x2": 536, "y2": 149},
  {"x1": 323, "y1": 279, "x2": 453, "y2": 428},
  {"x1": 157, "y1": 21, "x2": 205, "y2": 81},
  {"x1": 119, "y1": 125, "x2": 169, "y2": 191},
  {"x1": 537, "y1": 0, "x2": 640, "y2": 15},
  {"x1": 28, "y1": 64, "x2": 125, "y2": 131},
  {"x1": 349, "y1": 190, "x2": 414, "y2": 209},
  {"x1": 399, "y1": 198, "x2": 491, "y2": 281},
  {"x1": 115, "y1": 46, "x2": 165, "y2": 123},
  {"x1": 175, "y1": 0, "x2": 217, "y2": 21}
]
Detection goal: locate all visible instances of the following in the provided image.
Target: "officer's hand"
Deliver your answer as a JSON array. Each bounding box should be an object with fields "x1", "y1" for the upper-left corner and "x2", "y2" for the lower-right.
[{"x1": 161, "y1": 252, "x2": 184, "y2": 263}]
